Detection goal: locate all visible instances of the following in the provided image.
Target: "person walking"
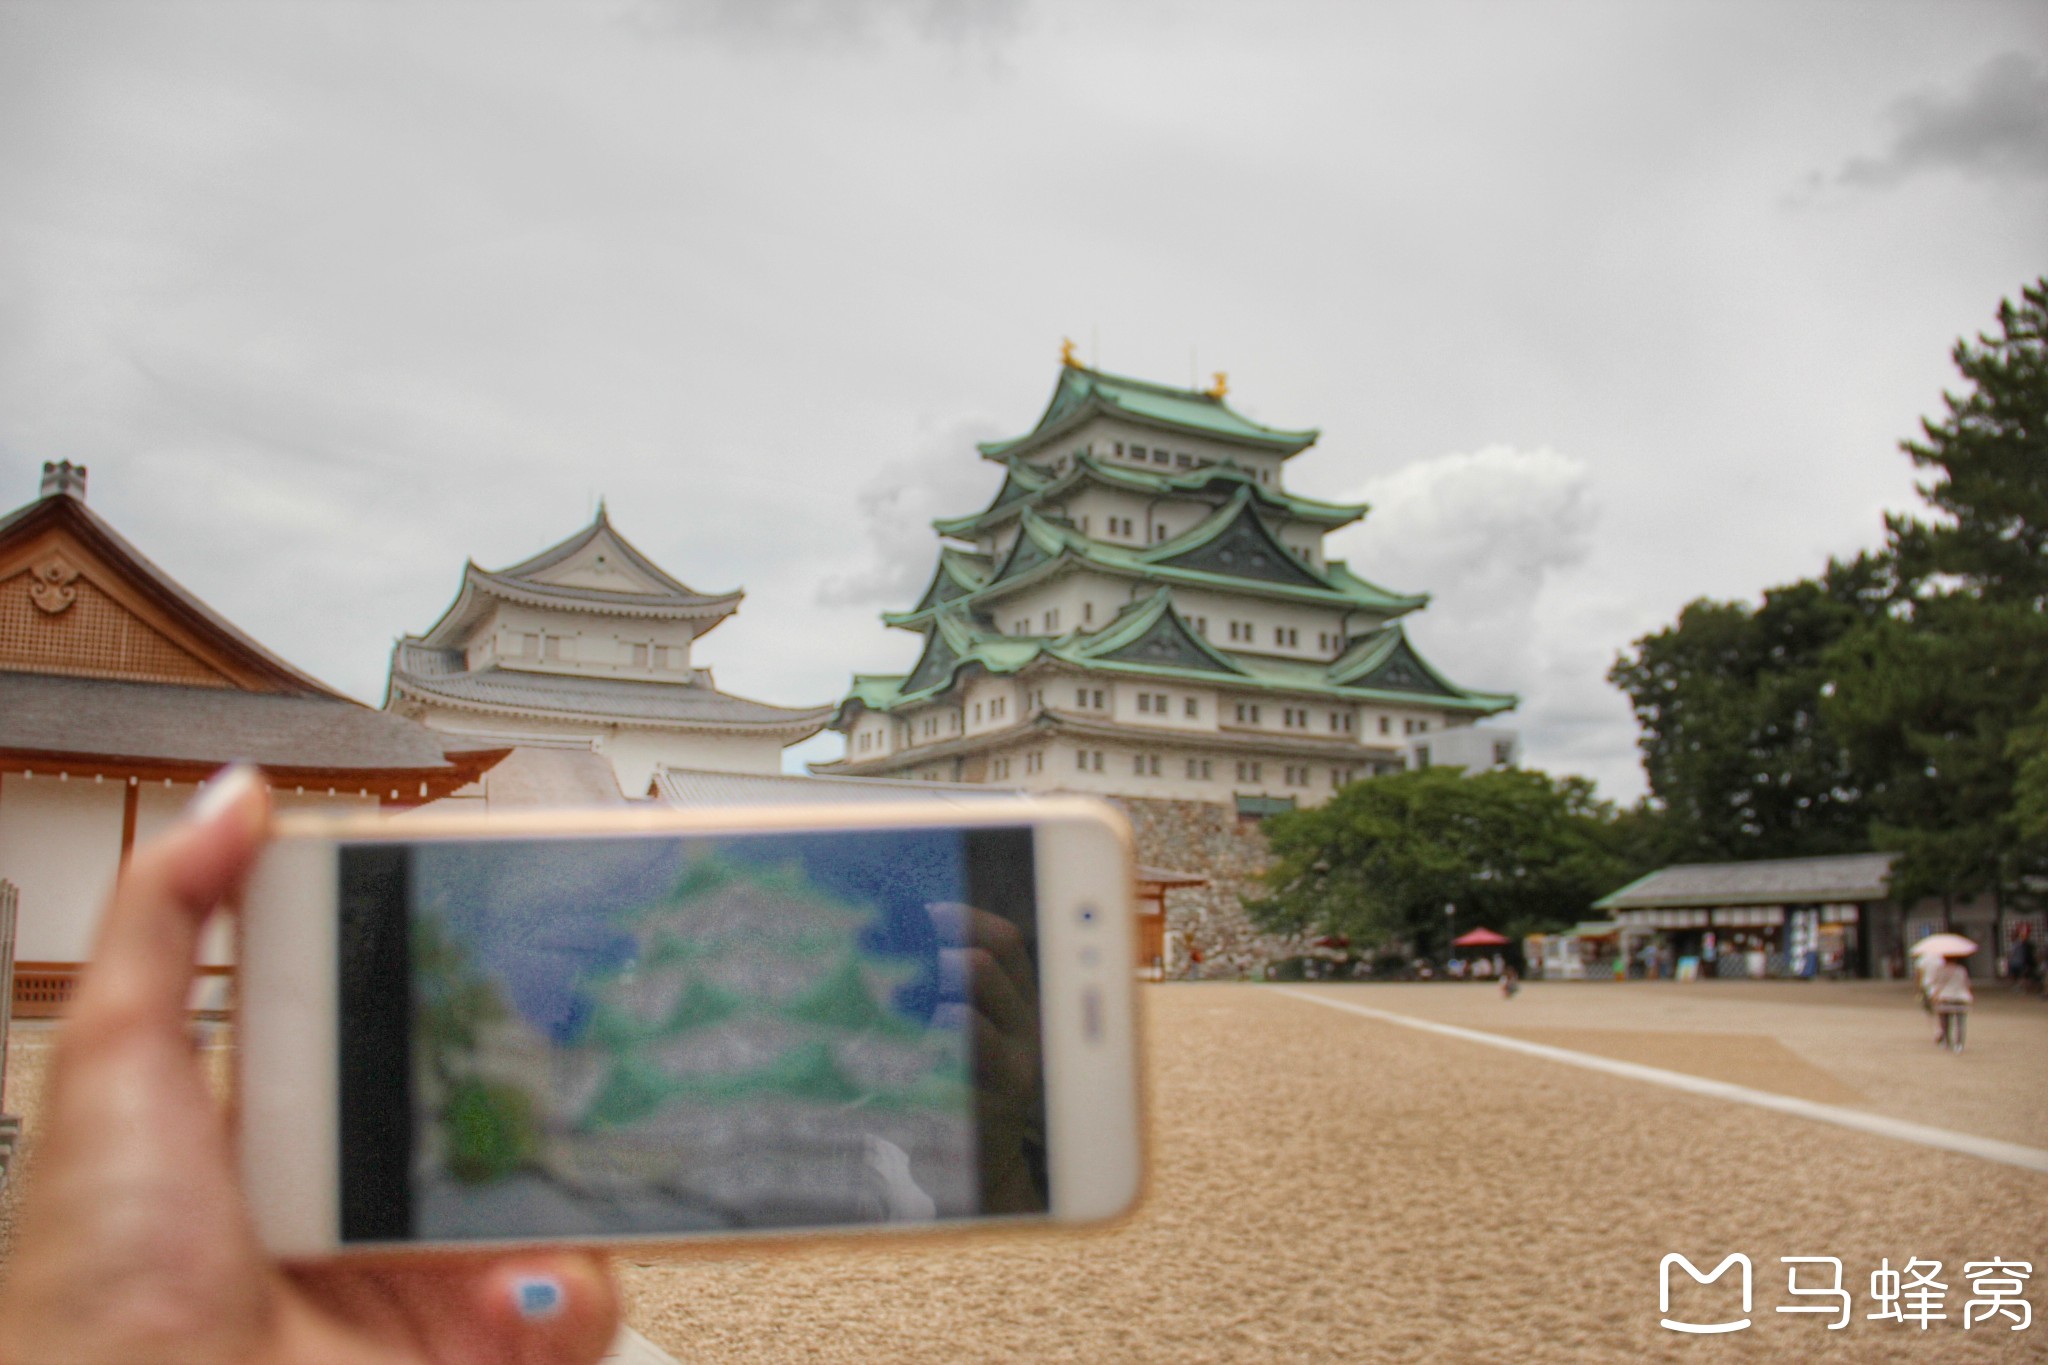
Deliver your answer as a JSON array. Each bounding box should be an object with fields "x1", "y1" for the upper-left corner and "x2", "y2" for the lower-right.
[
  {"x1": 2008, "y1": 923, "x2": 2039, "y2": 997},
  {"x1": 1929, "y1": 954, "x2": 1974, "y2": 1052}
]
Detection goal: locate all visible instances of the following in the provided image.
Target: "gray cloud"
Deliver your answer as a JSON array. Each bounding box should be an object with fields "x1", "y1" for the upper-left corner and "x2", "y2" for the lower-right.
[
  {"x1": 816, "y1": 416, "x2": 1005, "y2": 607},
  {"x1": 1328, "y1": 447, "x2": 1646, "y2": 794},
  {"x1": 1835, "y1": 51, "x2": 2048, "y2": 188}
]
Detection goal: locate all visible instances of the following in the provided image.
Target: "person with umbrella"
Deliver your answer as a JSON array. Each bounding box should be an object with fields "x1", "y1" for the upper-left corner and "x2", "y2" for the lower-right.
[{"x1": 1912, "y1": 934, "x2": 1978, "y2": 1052}]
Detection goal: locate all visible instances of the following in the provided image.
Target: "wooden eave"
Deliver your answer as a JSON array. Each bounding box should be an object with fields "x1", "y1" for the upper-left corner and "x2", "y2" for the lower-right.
[
  {"x1": 0, "y1": 746, "x2": 507, "y2": 806},
  {"x1": 0, "y1": 494, "x2": 344, "y2": 696}
]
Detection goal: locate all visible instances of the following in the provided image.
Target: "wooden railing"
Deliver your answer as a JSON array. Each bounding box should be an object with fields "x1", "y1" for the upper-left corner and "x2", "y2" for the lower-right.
[
  {"x1": 13, "y1": 962, "x2": 79, "y2": 1018},
  {"x1": 10, "y1": 962, "x2": 235, "y2": 1018}
]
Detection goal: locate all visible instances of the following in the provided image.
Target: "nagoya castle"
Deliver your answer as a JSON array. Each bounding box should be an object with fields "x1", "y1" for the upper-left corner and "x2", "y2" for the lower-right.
[{"x1": 822, "y1": 347, "x2": 1515, "y2": 812}]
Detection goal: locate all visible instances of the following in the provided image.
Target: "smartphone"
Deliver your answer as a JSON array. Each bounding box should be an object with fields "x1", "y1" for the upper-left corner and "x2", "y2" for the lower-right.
[{"x1": 237, "y1": 797, "x2": 1142, "y2": 1256}]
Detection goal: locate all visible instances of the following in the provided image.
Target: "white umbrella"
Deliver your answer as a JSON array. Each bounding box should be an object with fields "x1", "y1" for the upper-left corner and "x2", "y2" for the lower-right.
[{"x1": 1910, "y1": 933, "x2": 1979, "y2": 959}]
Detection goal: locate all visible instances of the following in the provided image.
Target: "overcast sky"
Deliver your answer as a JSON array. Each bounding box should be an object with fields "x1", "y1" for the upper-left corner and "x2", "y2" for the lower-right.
[{"x1": 3, "y1": 0, "x2": 2043, "y2": 801}]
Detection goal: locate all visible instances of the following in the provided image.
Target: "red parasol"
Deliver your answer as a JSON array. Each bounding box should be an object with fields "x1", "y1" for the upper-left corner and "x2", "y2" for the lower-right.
[{"x1": 1452, "y1": 927, "x2": 1509, "y2": 947}]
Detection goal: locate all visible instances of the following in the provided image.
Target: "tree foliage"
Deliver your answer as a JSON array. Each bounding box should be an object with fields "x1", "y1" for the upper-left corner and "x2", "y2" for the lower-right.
[
  {"x1": 1245, "y1": 766, "x2": 1639, "y2": 955},
  {"x1": 1608, "y1": 563, "x2": 1880, "y2": 861},
  {"x1": 1611, "y1": 276, "x2": 2048, "y2": 908}
]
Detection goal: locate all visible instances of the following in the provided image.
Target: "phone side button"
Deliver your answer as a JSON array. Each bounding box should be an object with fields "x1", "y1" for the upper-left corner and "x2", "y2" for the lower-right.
[{"x1": 1081, "y1": 986, "x2": 1104, "y2": 1042}]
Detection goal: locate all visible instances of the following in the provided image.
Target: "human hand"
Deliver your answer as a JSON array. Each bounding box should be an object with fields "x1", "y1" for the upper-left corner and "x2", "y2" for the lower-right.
[{"x1": 0, "y1": 767, "x2": 619, "y2": 1365}]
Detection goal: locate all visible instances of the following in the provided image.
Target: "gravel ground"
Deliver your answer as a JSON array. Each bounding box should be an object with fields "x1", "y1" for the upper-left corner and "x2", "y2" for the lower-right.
[
  {"x1": 3, "y1": 987, "x2": 2042, "y2": 1362},
  {"x1": 611, "y1": 982, "x2": 2045, "y2": 1363}
]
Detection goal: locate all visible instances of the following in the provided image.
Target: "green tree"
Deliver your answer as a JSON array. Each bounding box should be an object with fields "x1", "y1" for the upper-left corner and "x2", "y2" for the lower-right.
[
  {"x1": 1609, "y1": 563, "x2": 1881, "y2": 860},
  {"x1": 1245, "y1": 766, "x2": 1639, "y2": 957},
  {"x1": 1824, "y1": 278, "x2": 2048, "y2": 914}
]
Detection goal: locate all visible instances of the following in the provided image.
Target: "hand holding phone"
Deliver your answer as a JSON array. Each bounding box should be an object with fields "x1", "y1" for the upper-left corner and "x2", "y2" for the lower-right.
[
  {"x1": 239, "y1": 797, "x2": 1143, "y2": 1255},
  {"x1": 0, "y1": 768, "x2": 620, "y2": 1364}
]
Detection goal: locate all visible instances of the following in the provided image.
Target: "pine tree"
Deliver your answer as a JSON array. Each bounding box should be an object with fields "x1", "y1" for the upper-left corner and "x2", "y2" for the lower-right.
[{"x1": 1826, "y1": 278, "x2": 2048, "y2": 915}]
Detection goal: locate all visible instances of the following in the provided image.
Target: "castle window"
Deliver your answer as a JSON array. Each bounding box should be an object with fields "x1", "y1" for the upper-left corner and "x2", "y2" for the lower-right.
[
  {"x1": 973, "y1": 703, "x2": 983, "y2": 723},
  {"x1": 1076, "y1": 687, "x2": 1088, "y2": 707},
  {"x1": 630, "y1": 643, "x2": 649, "y2": 667},
  {"x1": 1137, "y1": 694, "x2": 1151, "y2": 713},
  {"x1": 1131, "y1": 444, "x2": 1147, "y2": 461},
  {"x1": 1114, "y1": 442, "x2": 1124, "y2": 456},
  {"x1": 1151, "y1": 449, "x2": 1169, "y2": 465},
  {"x1": 1176, "y1": 452, "x2": 1194, "y2": 467},
  {"x1": 1132, "y1": 754, "x2": 1146, "y2": 775},
  {"x1": 1093, "y1": 689, "x2": 1106, "y2": 708},
  {"x1": 1379, "y1": 716, "x2": 1392, "y2": 735},
  {"x1": 1185, "y1": 697, "x2": 1198, "y2": 718},
  {"x1": 1077, "y1": 748, "x2": 1088, "y2": 771},
  {"x1": 1494, "y1": 740, "x2": 1514, "y2": 766},
  {"x1": 1416, "y1": 745, "x2": 1432, "y2": 769},
  {"x1": 1084, "y1": 602, "x2": 1094, "y2": 624},
  {"x1": 1093, "y1": 750, "x2": 1105, "y2": 772},
  {"x1": 1194, "y1": 616, "x2": 1207, "y2": 635}
]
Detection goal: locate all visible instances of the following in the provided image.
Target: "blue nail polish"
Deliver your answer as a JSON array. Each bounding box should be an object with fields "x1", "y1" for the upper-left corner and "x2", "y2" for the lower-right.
[{"x1": 512, "y1": 1276, "x2": 565, "y2": 1320}]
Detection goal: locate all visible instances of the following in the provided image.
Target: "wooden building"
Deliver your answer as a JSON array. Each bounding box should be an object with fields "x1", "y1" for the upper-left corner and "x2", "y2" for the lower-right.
[{"x1": 0, "y1": 462, "x2": 505, "y2": 1011}]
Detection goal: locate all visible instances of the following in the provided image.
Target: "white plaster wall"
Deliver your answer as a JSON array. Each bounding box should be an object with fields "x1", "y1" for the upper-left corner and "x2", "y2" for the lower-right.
[
  {"x1": 0, "y1": 776, "x2": 125, "y2": 962},
  {"x1": 1055, "y1": 487, "x2": 1159, "y2": 545},
  {"x1": 606, "y1": 728, "x2": 784, "y2": 794},
  {"x1": 1110, "y1": 680, "x2": 1218, "y2": 733},
  {"x1": 414, "y1": 702, "x2": 790, "y2": 796},
  {"x1": 486, "y1": 601, "x2": 700, "y2": 679},
  {"x1": 1165, "y1": 589, "x2": 1354, "y2": 660},
  {"x1": 961, "y1": 675, "x2": 1023, "y2": 737},
  {"x1": 1042, "y1": 417, "x2": 1293, "y2": 486}
]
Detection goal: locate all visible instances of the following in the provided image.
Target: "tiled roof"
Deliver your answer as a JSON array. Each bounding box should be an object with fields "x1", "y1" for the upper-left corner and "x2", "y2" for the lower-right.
[
  {"x1": 891, "y1": 498, "x2": 1425, "y2": 629},
  {"x1": 1593, "y1": 853, "x2": 1899, "y2": 910},
  {"x1": 932, "y1": 454, "x2": 1368, "y2": 539},
  {"x1": 0, "y1": 671, "x2": 486, "y2": 773},
  {"x1": 390, "y1": 643, "x2": 832, "y2": 734},
  {"x1": 837, "y1": 591, "x2": 1514, "y2": 719},
  {"x1": 978, "y1": 364, "x2": 1319, "y2": 459}
]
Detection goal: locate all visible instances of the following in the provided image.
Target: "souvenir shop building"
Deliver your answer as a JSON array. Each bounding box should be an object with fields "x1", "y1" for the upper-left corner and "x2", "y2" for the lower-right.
[{"x1": 1592, "y1": 852, "x2": 1899, "y2": 979}]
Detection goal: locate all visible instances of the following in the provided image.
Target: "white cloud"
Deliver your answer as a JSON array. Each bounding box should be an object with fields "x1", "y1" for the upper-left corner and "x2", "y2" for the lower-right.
[{"x1": 1328, "y1": 446, "x2": 1648, "y2": 800}]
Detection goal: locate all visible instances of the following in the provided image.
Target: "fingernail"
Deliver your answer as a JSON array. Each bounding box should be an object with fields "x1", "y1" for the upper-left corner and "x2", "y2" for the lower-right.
[
  {"x1": 183, "y1": 764, "x2": 262, "y2": 826},
  {"x1": 510, "y1": 1275, "x2": 565, "y2": 1320}
]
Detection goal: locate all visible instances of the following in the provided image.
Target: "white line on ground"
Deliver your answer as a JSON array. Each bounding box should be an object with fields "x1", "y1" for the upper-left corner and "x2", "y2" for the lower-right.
[{"x1": 1272, "y1": 987, "x2": 2048, "y2": 1176}]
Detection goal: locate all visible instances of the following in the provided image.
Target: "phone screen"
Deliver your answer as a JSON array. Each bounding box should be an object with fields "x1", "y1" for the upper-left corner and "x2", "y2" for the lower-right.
[{"x1": 333, "y1": 824, "x2": 1046, "y2": 1244}]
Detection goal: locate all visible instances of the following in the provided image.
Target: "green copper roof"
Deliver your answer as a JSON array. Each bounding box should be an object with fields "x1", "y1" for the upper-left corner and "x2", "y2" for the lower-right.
[
  {"x1": 1328, "y1": 626, "x2": 1472, "y2": 698},
  {"x1": 1071, "y1": 589, "x2": 1246, "y2": 675},
  {"x1": 977, "y1": 364, "x2": 1319, "y2": 461},
  {"x1": 892, "y1": 548, "x2": 991, "y2": 622},
  {"x1": 894, "y1": 499, "x2": 1424, "y2": 629},
  {"x1": 933, "y1": 453, "x2": 1367, "y2": 539},
  {"x1": 1151, "y1": 488, "x2": 1330, "y2": 589},
  {"x1": 833, "y1": 590, "x2": 1514, "y2": 720}
]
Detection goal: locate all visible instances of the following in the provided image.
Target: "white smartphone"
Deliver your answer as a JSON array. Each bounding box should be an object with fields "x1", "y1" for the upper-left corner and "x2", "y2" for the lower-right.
[{"x1": 237, "y1": 797, "x2": 1143, "y2": 1256}]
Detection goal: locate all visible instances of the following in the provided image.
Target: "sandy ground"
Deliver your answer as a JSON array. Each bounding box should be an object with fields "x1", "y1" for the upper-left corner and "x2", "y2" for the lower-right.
[{"x1": 3, "y1": 986, "x2": 2043, "y2": 1362}]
